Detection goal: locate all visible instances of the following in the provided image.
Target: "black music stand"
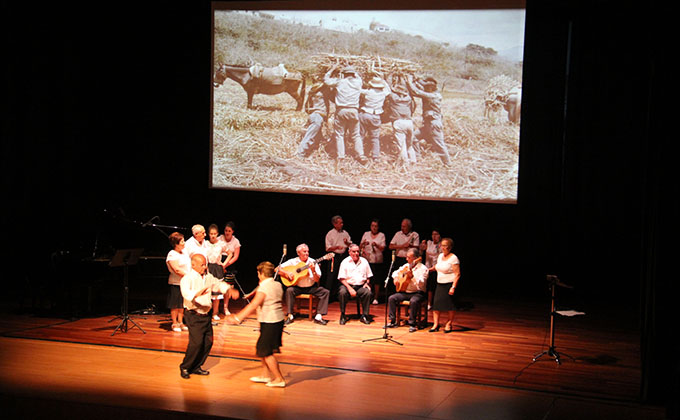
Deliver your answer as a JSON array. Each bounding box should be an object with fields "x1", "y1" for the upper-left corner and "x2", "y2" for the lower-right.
[
  {"x1": 532, "y1": 274, "x2": 575, "y2": 364},
  {"x1": 109, "y1": 248, "x2": 146, "y2": 336}
]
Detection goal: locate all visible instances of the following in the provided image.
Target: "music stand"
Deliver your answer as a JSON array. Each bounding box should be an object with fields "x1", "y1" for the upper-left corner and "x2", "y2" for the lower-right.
[
  {"x1": 109, "y1": 248, "x2": 146, "y2": 336},
  {"x1": 532, "y1": 274, "x2": 575, "y2": 364}
]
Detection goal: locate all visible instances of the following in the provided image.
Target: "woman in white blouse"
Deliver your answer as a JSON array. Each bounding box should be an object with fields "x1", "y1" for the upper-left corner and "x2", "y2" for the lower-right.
[
  {"x1": 166, "y1": 232, "x2": 191, "y2": 332},
  {"x1": 429, "y1": 237, "x2": 460, "y2": 333}
]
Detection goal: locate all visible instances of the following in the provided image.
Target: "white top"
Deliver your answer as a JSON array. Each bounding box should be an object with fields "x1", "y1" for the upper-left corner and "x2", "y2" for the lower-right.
[
  {"x1": 180, "y1": 269, "x2": 231, "y2": 314},
  {"x1": 338, "y1": 256, "x2": 373, "y2": 286},
  {"x1": 280, "y1": 257, "x2": 322, "y2": 288},
  {"x1": 184, "y1": 236, "x2": 208, "y2": 259},
  {"x1": 392, "y1": 261, "x2": 428, "y2": 293},
  {"x1": 390, "y1": 231, "x2": 420, "y2": 258},
  {"x1": 166, "y1": 249, "x2": 191, "y2": 285},
  {"x1": 360, "y1": 231, "x2": 386, "y2": 263},
  {"x1": 218, "y1": 235, "x2": 241, "y2": 256},
  {"x1": 256, "y1": 277, "x2": 285, "y2": 323},
  {"x1": 424, "y1": 240, "x2": 441, "y2": 269},
  {"x1": 435, "y1": 253, "x2": 460, "y2": 284},
  {"x1": 325, "y1": 228, "x2": 351, "y2": 255},
  {"x1": 205, "y1": 240, "x2": 224, "y2": 264}
]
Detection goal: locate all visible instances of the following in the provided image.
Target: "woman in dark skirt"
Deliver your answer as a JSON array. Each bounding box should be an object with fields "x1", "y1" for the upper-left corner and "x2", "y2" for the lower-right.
[
  {"x1": 166, "y1": 232, "x2": 191, "y2": 332},
  {"x1": 429, "y1": 237, "x2": 460, "y2": 333},
  {"x1": 226, "y1": 261, "x2": 286, "y2": 387}
]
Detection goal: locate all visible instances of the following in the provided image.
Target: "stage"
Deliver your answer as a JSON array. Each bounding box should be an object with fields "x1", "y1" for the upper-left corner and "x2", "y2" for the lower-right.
[{"x1": 0, "y1": 295, "x2": 664, "y2": 419}]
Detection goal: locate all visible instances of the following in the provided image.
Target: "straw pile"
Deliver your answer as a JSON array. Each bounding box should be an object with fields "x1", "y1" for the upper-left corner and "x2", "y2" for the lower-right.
[
  {"x1": 212, "y1": 68, "x2": 519, "y2": 202},
  {"x1": 310, "y1": 53, "x2": 422, "y2": 78},
  {"x1": 483, "y1": 74, "x2": 520, "y2": 121}
]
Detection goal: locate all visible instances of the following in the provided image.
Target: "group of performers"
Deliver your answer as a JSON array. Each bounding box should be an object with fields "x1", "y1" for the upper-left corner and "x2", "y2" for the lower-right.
[
  {"x1": 299, "y1": 65, "x2": 453, "y2": 167},
  {"x1": 165, "y1": 216, "x2": 460, "y2": 386}
]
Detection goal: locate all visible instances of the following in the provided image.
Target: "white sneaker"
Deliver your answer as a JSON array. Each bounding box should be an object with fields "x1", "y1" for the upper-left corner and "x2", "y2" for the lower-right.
[
  {"x1": 213, "y1": 315, "x2": 220, "y2": 321},
  {"x1": 224, "y1": 309, "x2": 231, "y2": 315},
  {"x1": 266, "y1": 381, "x2": 286, "y2": 388},
  {"x1": 172, "y1": 324, "x2": 182, "y2": 333},
  {"x1": 372, "y1": 299, "x2": 379, "y2": 305},
  {"x1": 249, "y1": 376, "x2": 271, "y2": 383}
]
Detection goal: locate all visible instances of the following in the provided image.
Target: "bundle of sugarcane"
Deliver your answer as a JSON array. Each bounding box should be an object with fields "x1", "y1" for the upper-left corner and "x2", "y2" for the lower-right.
[
  {"x1": 484, "y1": 74, "x2": 520, "y2": 114},
  {"x1": 310, "y1": 53, "x2": 422, "y2": 78}
]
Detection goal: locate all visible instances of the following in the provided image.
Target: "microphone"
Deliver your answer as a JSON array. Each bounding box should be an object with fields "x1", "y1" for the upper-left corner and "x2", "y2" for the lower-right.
[
  {"x1": 392, "y1": 250, "x2": 396, "y2": 262},
  {"x1": 283, "y1": 244, "x2": 287, "y2": 256}
]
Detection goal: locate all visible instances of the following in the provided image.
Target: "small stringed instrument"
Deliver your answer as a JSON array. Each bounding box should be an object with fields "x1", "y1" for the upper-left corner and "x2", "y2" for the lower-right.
[
  {"x1": 280, "y1": 253, "x2": 334, "y2": 287},
  {"x1": 394, "y1": 257, "x2": 422, "y2": 292}
]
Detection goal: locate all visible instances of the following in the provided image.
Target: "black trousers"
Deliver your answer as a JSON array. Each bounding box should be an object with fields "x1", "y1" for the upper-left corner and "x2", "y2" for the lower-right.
[
  {"x1": 180, "y1": 310, "x2": 213, "y2": 372},
  {"x1": 388, "y1": 291, "x2": 426, "y2": 325},
  {"x1": 338, "y1": 284, "x2": 372, "y2": 316},
  {"x1": 285, "y1": 284, "x2": 330, "y2": 315}
]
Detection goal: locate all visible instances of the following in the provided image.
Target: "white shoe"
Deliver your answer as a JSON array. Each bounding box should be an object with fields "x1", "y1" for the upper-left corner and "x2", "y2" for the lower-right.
[
  {"x1": 213, "y1": 315, "x2": 220, "y2": 321},
  {"x1": 249, "y1": 376, "x2": 271, "y2": 383},
  {"x1": 181, "y1": 324, "x2": 189, "y2": 331},
  {"x1": 266, "y1": 381, "x2": 286, "y2": 388},
  {"x1": 224, "y1": 309, "x2": 231, "y2": 316},
  {"x1": 172, "y1": 324, "x2": 182, "y2": 333},
  {"x1": 372, "y1": 299, "x2": 379, "y2": 305}
]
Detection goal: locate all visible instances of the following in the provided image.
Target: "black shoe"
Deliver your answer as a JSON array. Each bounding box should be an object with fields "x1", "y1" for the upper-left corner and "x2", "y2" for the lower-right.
[
  {"x1": 429, "y1": 325, "x2": 440, "y2": 333},
  {"x1": 339, "y1": 316, "x2": 347, "y2": 325},
  {"x1": 313, "y1": 318, "x2": 328, "y2": 325},
  {"x1": 360, "y1": 315, "x2": 370, "y2": 325},
  {"x1": 284, "y1": 316, "x2": 294, "y2": 326},
  {"x1": 180, "y1": 368, "x2": 191, "y2": 379},
  {"x1": 383, "y1": 321, "x2": 397, "y2": 329},
  {"x1": 192, "y1": 368, "x2": 210, "y2": 375}
]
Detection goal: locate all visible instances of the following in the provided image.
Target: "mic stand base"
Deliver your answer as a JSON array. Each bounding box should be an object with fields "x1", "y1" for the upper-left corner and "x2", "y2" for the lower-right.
[{"x1": 532, "y1": 346, "x2": 574, "y2": 365}]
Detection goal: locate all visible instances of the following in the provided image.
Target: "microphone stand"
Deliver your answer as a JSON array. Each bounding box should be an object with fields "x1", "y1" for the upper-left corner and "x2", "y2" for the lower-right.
[
  {"x1": 273, "y1": 246, "x2": 291, "y2": 335},
  {"x1": 363, "y1": 253, "x2": 402, "y2": 345}
]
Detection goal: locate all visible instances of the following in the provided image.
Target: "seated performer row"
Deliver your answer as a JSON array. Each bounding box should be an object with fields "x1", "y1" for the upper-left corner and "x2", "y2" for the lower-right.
[{"x1": 279, "y1": 242, "x2": 373, "y2": 325}]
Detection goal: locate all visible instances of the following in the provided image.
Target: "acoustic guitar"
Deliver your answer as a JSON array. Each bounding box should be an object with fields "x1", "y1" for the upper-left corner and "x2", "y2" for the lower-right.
[
  {"x1": 394, "y1": 257, "x2": 422, "y2": 292},
  {"x1": 280, "y1": 253, "x2": 334, "y2": 287}
]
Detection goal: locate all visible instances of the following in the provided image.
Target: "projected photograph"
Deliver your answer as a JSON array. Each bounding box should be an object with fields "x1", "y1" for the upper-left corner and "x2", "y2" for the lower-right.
[{"x1": 211, "y1": 7, "x2": 525, "y2": 202}]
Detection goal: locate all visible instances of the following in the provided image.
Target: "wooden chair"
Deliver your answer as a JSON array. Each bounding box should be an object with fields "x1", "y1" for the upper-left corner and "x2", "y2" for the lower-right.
[
  {"x1": 396, "y1": 300, "x2": 428, "y2": 329},
  {"x1": 294, "y1": 294, "x2": 317, "y2": 320}
]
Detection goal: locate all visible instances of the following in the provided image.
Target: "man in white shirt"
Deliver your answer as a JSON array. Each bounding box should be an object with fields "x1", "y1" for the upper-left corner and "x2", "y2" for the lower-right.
[
  {"x1": 337, "y1": 244, "x2": 373, "y2": 325},
  {"x1": 389, "y1": 218, "x2": 420, "y2": 269},
  {"x1": 184, "y1": 224, "x2": 208, "y2": 259},
  {"x1": 279, "y1": 244, "x2": 330, "y2": 325},
  {"x1": 179, "y1": 254, "x2": 237, "y2": 379},
  {"x1": 385, "y1": 249, "x2": 428, "y2": 333},
  {"x1": 324, "y1": 215, "x2": 351, "y2": 297}
]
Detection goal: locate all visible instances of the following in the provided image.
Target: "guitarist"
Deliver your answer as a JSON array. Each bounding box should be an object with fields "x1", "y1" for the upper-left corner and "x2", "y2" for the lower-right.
[
  {"x1": 385, "y1": 248, "x2": 428, "y2": 333},
  {"x1": 279, "y1": 244, "x2": 330, "y2": 326}
]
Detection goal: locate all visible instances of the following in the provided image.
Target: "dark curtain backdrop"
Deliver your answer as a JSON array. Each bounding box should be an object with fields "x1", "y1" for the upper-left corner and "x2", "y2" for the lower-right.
[{"x1": 1, "y1": 0, "x2": 675, "y2": 407}]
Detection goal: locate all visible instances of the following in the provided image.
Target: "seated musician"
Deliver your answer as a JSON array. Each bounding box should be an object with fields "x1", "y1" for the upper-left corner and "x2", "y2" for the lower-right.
[
  {"x1": 279, "y1": 244, "x2": 330, "y2": 325},
  {"x1": 385, "y1": 248, "x2": 428, "y2": 333},
  {"x1": 337, "y1": 244, "x2": 373, "y2": 325}
]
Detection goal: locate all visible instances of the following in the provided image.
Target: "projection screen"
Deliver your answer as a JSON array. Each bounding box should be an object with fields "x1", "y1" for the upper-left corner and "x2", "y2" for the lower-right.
[{"x1": 211, "y1": 2, "x2": 525, "y2": 203}]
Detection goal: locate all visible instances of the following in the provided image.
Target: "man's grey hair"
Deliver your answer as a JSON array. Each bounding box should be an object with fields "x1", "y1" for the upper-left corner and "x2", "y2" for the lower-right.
[{"x1": 191, "y1": 224, "x2": 205, "y2": 235}]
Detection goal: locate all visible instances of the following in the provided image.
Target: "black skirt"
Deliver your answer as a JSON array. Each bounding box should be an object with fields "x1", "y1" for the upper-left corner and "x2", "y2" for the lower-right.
[
  {"x1": 256, "y1": 320, "x2": 284, "y2": 357},
  {"x1": 167, "y1": 284, "x2": 183, "y2": 309},
  {"x1": 432, "y1": 282, "x2": 456, "y2": 311}
]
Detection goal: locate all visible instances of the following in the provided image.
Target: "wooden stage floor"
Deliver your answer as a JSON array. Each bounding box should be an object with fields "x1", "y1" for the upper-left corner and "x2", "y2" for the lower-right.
[{"x1": 0, "y1": 296, "x2": 665, "y2": 419}]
